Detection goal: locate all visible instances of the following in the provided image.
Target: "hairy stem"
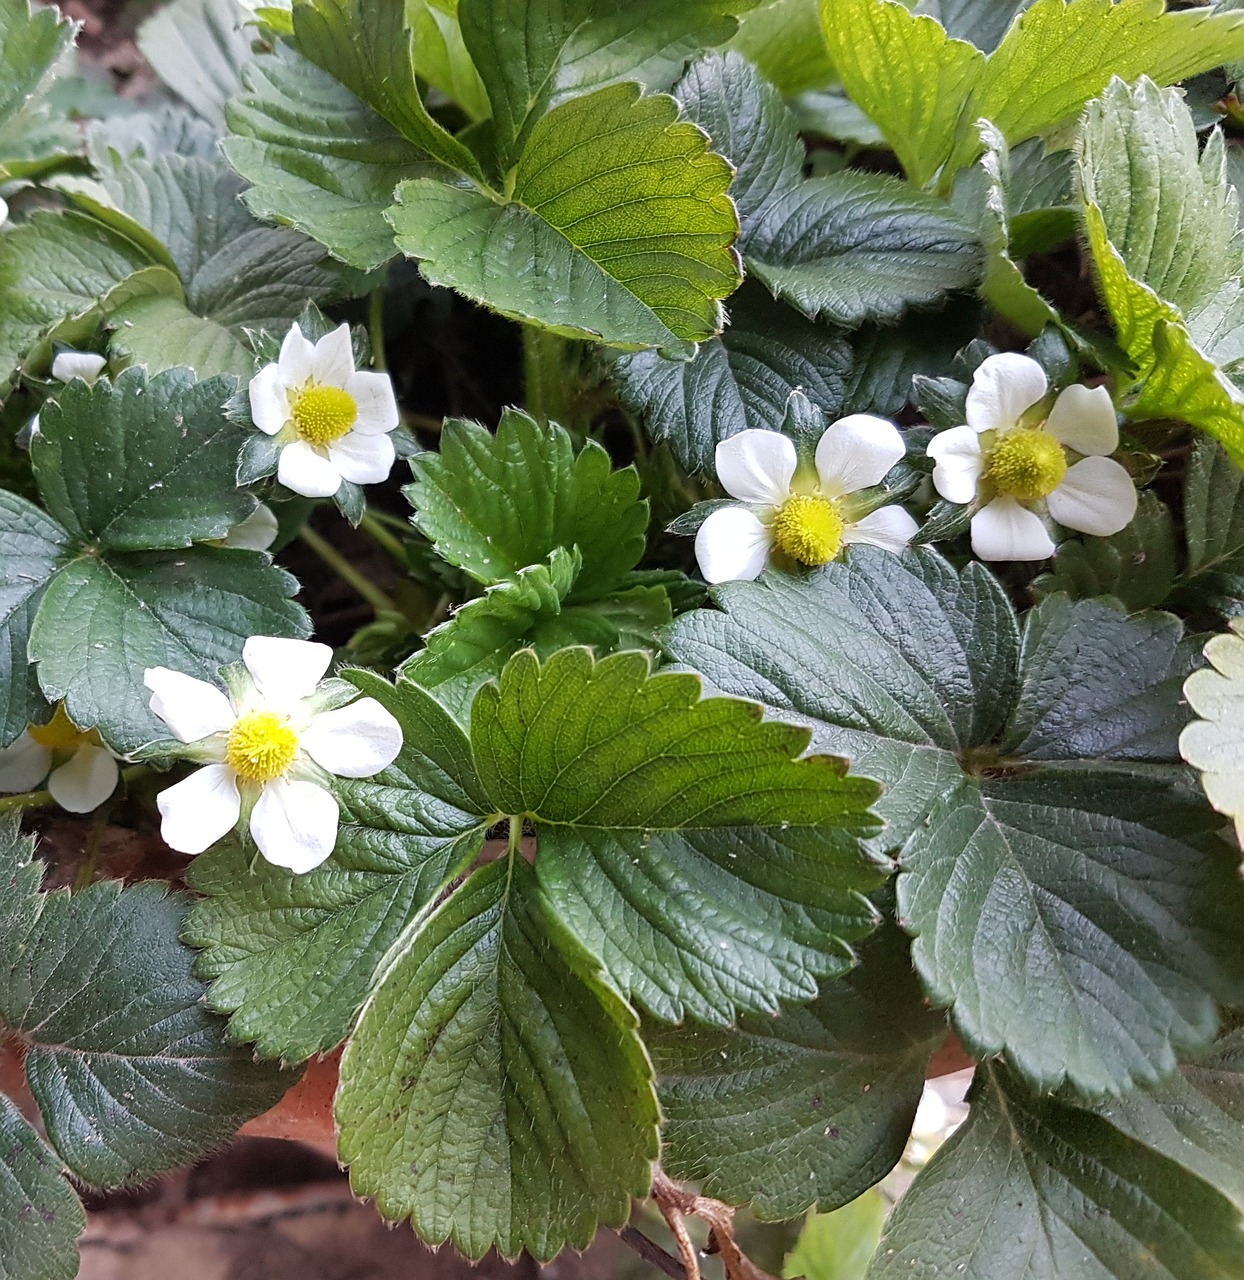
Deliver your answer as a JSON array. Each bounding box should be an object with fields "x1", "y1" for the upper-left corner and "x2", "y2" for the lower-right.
[
  {"x1": 368, "y1": 287, "x2": 387, "y2": 372},
  {"x1": 523, "y1": 325, "x2": 569, "y2": 427}
]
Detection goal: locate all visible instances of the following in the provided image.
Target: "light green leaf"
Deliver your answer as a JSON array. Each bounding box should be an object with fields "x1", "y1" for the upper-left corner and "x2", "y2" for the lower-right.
[
  {"x1": 649, "y1": 922, "x2": 945, "y2": 1218},
  {"x1": 0, "y1": 492, "x2": 68, "y2": 746},
  {"x1": 404, "y1": 410, "x2": 646, "y2": 597},
  {"x1": 336, "y1": 855, "x2": 660, "y2": 1261},
  {"x1": 868, "y1": 1062, "x2": 1244, "y2": 1279},
  {"x1": 31, "y1": 367, "x2": 253, "y2": 551},
  {"x1": 784, "y1": 1190, "x2": 886, "y2": 1280},
  {"x1": 29, "y1": 546, "x2": 308, "y2": 754},
  {"x1": 473, "y1": 647, "x2": 885, "y2": 1024},
  {"x1": 107, "y1": 294, "x2": 254, "y2": 378},
  {"x1": 458, "y1": 0, "x2": 758, "y2": 166},
  {"x1": 137, "y1": 0, "x2": 252, "y2": 126},
  {"x1": 0, "y1": 1094, "x2": 83, "y2": 1280},
  {"x1": 389, "y1": 83, "x2": 741, "y2": 351},
  {"x1": 185, "y1": 671, "x2": 491, "y2": 1061},
  {"x1": 224, "y1": 45, "x2": 430, "y2": 271},
  {"x1": 728, "y1": 0, "x2": 836, "y2": 95},
  {"x1": 405, "y1": 0, "x2": 489, "y2": 123},
  {"x1": 0, "y1": 0, "x2": 76, "y2": 181}
]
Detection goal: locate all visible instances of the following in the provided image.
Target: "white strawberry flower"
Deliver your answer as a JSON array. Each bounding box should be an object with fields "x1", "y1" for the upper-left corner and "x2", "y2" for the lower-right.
[
  {"x1": 249, "y1": 323, "x2": 399, "y2": 499},
  {"x1": 926, "y1": 353, "x2": 1138, "y2": 561},
  {"x1": 0, "y1": 703, "x2": 119, "y2": 813},
  {"x1": 144, "y1": 637, "x2": 402, "y2": 873},
  {"x1": 1179, "y1": 619, "x2": 1244, "y2": 850},
  {"x1": 694, "y1": 417, "x2": 917, "y2": 583}
]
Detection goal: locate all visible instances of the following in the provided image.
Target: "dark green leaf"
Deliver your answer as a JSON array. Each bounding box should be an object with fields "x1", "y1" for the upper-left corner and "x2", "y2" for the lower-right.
[
  {"x1": 186, "y1": 671, "x2": 491, "y2": 1061},
  {"x1": 31, "y1": 367, "x2": 254, "y2": 551},
  {"x1": 914, "y1": 0, "x2": 1030, "y2": 52},
  {"x1": 336, "y1": 855, "x2": 659, "y2": 1260},
  {"x1": 869, "y1": 1061, "x2": 1244, "y2": 1280},
  {"x1": 29, "y1": 545, "x2": 308, "y2": 753},
  {"x1": 405, "y1": 409, "x2": 646, "y2": 598},
  {"x1": 649, "y1": 922, "x2": 946, "y2": 1218},
  {"x1": 1176, "y1": 438, "x2": 1244, "y2": 620}
]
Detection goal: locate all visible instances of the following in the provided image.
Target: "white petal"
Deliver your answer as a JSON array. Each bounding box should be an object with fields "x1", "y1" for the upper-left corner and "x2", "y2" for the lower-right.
[
  {"x1": 156, "y1": 763, "x2": 241, "y2": 855},
  {"x1": 277, "y1": 323, "x2": 314, "y2": 387},
  {"x1": 344, "y1": 370, "x2": 399, "y2": 435},
  {"x1": 0, "y1": 733, "x2": 51, "y2": 792},
  {"x1": 814, "y1": 414, "x2": 905, "y2": 496},
  {"x1": 301, "y1": 697, "x2": 403, "y2": 778},
  {"x1": 144, "y1": 667, "x2": 235, "y2": 742},
  {"x1": 51, "y1": 351, "x2": 106, "y2": 383},
  {"x1": 277, "y1": 439, "x2": 343, "y2": 497},
  {"x1": 0, "y1": 197, "x2": 7, "y2": 227},
  {"x1": 714, "y1": 430, "x2": 797, "y2": 505},
  {"x1": 311, "y1": 323, "x2": 355, "y2": 387},
  {"x1": 250, "y1": 777, "x2": 339, "y2": 873},
  {"x1": 243, "y1": 636, "x2": 333, "y2": 703},
  {"x1": 965, "y1": 353, "x2": 1048, "y2": 434},
  {"x1": 47, "y1": 746, "x2": 118, "y2": 813},
  {"x1": 970, "y1": 497, "x2": 1056, "y2": 561},
  {"x1": 695, "y1": 506, "x2": 773, "y2": 583},
  {"x1": 1046, "y1": 455, "x2": 1138, "y2": 537},
  {"x1": 327, "y1": 429, "x2": 395, "y2": 485},
  {"x1": 843, "y1": 504, "x2": 918, "y2": 552},
  {"x1": 927, "y1": 425, "x2": 985, "y2": 504},
  {"x1": 223, "y1": 503, "x2": 279, "y2": 552},
  {"x1": 1044, "y1": 384, "x2": 1119, "y2": 456},
  {"x1": 249, "y1": 362, "x2": 291, "y2": 435}
]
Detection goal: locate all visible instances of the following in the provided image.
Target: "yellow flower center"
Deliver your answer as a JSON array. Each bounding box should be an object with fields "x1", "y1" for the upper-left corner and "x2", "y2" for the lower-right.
[
  {"x1": 771, "y1": 494, "x2": 845, "y2": 566},
  {"x1": 28, "y1": 703, "x2": 97, "y2": 752},
  {"x1": 291, "y1": 385, "x2": 357, "y2": 447},
  {"x1": 225, "y1": 710, "x2": 299, "y2": 784},
  {"x1": 986, "y1": 428, "x2": 1067, "y2": 501}
]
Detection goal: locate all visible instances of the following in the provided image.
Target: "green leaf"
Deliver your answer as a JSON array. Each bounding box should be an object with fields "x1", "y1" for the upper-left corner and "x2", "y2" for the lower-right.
[
  {"x1": 29, "y1": 545, "x2": 308, "y2": 754},
  {"x1": 224, "y1": 44, "x2": 430, "y2": 271},
  {"x1": 136, "y1": 0, "x2": 253, "y2": 126},
  {"x1": 1175, "y1": 439, "x2": 1244, "y2": 619},
  {"x1": 728, "y1": 0, "x2": 836, "y2": 95},
  {"x1": 107, "y1": 294, "x2": 254, "y2": 379},
  {"x1": 30, "y1": 367, "x2": 254, "y2": 551},
  {"x1": 648, "y1": 922, "x2": 946, "y2": 1218},
  {"x1": 662, "y1": 549, "x2": 1244, "y2": 1096},
  {"x1": 405, "y1": 0, "x2": 490, "y2": 123},
  {"x1": 185, "y1": 671, "x2": 491, "y2": 1061},
  {"x1": 0, "y1": 491, "x2": 69, "y2": 746},
  {"x1": 336, "y1": 854, "x2": 660, "y2": 1261},
  {"x1": 0, "y1": 1094, "x2": 83, "y2": 1280},
  {"x1": 0, "y1": 820, "x2": 287, "y2": 1190},
  {"x1": 868, "y1": 1062, "x2": 1244, "y2": 1279},
  {"x1": 0, "y1": 211, "x2": 181, "y2": 392},
  {"x1": 0, "y1": 0, "x2": 76, "y2": 182},
  {"x1": 458, "y1": 0, "x2": 759, "y2": 166},
  {"x1": 914, "y1": 0, "x2": 1030, "y2": 51},
  {"x1": 473, "y1": 647, "x2": 885, "y2": 1024},
  {"x1": 1032, "y1": 491, "x2": 1179, "y2": 612},
  {"x1": 783, "y1": 1190, "x2": 886, "y2": 1280},
  {"x1": 389, "y1": 83, "x2": 741, "y2": 351},
  {"x1": 404, "y1": 410, "x2": 646, "y2": 597}
]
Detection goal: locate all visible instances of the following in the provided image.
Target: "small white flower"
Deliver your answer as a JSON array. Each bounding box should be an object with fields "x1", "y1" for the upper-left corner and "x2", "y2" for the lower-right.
[
  {"x1": 249, "y1": 323, "x2": 399, "y2": 499},
  {"x1": 222, "y1": 502, "x2": 279, "y2": 552},
  {"x1": 51, "y1": 350, "x2": 107, "y2": 383},
  {"x1": 0, "y1": 197, "x2": 7, "y2": 228},
  {"x1": 0, "y1": 704, "x2": 119, "y2": 813},
  {"x1": 1180, "y1": 620, "x2": 1244, "y2": 850},
  {"x1": 694, "y1": 417, "x2": 917, "y2": 583},
  {"x1": 926, "y1": 353, "x2": 1138, "y2": 562},
  {"x1": 144, "y1": 637, "x2": 402, "y2": 873}
]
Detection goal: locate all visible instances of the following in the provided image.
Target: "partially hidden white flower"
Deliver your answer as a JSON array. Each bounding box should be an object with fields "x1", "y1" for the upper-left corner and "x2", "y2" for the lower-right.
[
  {"x1": 0, "y1": 197, "x2": 8, "y2": 228},
  {"x1": 249, "y1": 323, "x2": 399, "y2": 499},
  {"x1": 144, "y1": 637, "x2": 402, "y2": 873},
  {"x1": 694, "y1": 417, "x2": 918, "y2": 583},
  {"x1": 1180, "y1": 619, "x2": 1244, "y2": 851},
  {"x1": 0, "y1": 703, "x2": 119, "y2": 813},
  {"x1": 222, "y1": 502, "x2": 279, "y2": 552},
  {"x1": 926, "y1": 353, "x2": 1138, "y2": 562}
]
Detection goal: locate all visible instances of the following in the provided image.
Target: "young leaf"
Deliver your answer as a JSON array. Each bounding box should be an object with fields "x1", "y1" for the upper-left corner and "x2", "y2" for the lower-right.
[
  {"x1": 0, "y1": 1095, "x2": 84, "y2": 1280},
  {"x1": 404, "y1": 410, "x2": 646, "y2": 598},
  {"x1": 0, "y1": 821, "x2": 287, "y2": 1190},
  {"x1": 136, "y1": 0, "x2": 253, "y2": 127},
  {"x1": 663, "y1": 548, "x2": 1244, "y2": 1096},
  {"x1": 0, "y1": 491, "x2": 69, "y2": 745},
  {"x1": 868, "y1": 1062, "x2": 1244, "y2": 1279},
  {"x1": 648, "y1": 922, "x2": 946, "y2": 1218},
  {"x1": 389, "y1": 84, "x2": 741, "y2": 352},
  {"x1": 186, "y1": 673, "x2": 493, "y2": 1061},
  {"x1": 30, "y1": 367, "x2": 254, "y2": 551},
  {"x1": 29, "y1": 546, "x2": 308, "y2": 754},
  {"x1": 336, "y1": 855, "x2": 660, "y2": 1261}
]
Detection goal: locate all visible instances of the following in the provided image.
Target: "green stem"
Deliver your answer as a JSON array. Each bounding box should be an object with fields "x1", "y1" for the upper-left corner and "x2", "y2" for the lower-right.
[
  {"x1": 523, "y1": 325, "x2": 569, "y2": 426},
  {"x1": 507, "y1": 813, "x2": 523, "y2": 861},
  {"x1": 359, "y1": 510, "x2": 406, "y2": 563},
  {"x1": 74, "y1": 802, "x2": 111, "y2": 891},
  {"x1": 299, "y1": 525, "x2": 397, "y2": 614},
  {"x1": 368, "y1": 287, "x2": 387, "y2": 372},
  {"x1": 0, "y1": 787, "x2": 53, "y2": 815}
]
